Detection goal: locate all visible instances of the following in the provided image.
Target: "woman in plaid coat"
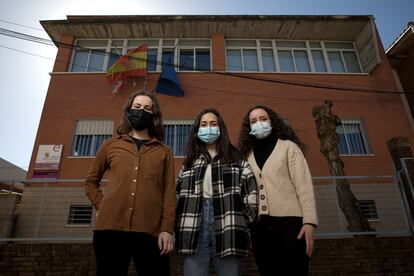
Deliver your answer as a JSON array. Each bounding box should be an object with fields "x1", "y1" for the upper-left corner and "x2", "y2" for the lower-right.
[{"x1": 175, "y1": 108, "x2": 258, "y2": 276}]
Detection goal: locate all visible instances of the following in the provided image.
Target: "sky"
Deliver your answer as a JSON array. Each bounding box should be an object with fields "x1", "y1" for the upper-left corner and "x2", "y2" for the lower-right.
[{"x1": 0, "y1": 0, "x2": 413, "y2": 171}]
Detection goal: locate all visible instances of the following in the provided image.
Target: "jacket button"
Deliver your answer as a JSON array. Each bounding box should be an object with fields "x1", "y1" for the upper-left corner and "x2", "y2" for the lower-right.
[
  {"x1": 259, "y1": 173, "x2": 262, "y2": 178},
  {"x1": 262, "y1": 206, "x2": 267, "y2": 211},
  {"x1": 260, "y1": 195, "x2": 265, "y2": 200},
  {"x1": 259, "y1": 185, "x2": 264, "y2": 190}
]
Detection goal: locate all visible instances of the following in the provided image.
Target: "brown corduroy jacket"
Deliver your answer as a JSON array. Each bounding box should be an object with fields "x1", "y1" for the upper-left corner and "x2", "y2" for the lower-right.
[{"x1": 84, "y1": 135, "x2": 176, "y2": 236}]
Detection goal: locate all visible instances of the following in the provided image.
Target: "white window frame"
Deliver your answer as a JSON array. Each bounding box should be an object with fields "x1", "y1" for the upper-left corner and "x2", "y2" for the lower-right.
[
  {"x1": 70, "y1": 38, "x2": 212, "y2": 73},
  {"x1": 225, "y1": 39, "x2": 260, "y2": 72},
  {"x1": 164, "y1": 120, "x2": 194, "y2": 157},
  {"x1": 67, "y1": 204, "x2": 93, "y2": 226},
  {"x1": 337, "y1": 119, "x2": 371, "y2": 156},
  {"x1": 71, "y1": 119, "x2": 114, "y2": 157},
  {"x1": 177, "y1": 39, "x2": 211, "y2": 72},
  {"x1": 70, "y1": 39, "x2": 111, "y2": 72},
  {"x1": 322, "y1": 41, "x2": 363, "y2": 73},
  {"x1": 224, "y1": 39, "x2": 363, "y2": 74},
  {"x1": 358, "y1": 200, "x2": 379, "y2": 221}
]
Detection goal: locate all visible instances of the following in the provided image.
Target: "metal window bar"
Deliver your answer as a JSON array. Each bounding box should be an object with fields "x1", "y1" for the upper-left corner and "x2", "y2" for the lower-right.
[
  {"x1": 68, "y1": 205, "x2": 92, "y2": 225},
  {"x1": 358, "y1": 200, "x2": 378, "y2": 219}
]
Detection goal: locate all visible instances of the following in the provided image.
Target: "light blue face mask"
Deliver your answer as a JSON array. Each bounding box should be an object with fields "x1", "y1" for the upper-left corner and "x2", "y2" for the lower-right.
[
  {"x1": 197, "y1": 127, "x2": 221, "y2": 144},
  {"x1": 249, "y1": 121, "x2": 272, "y2": 139}
]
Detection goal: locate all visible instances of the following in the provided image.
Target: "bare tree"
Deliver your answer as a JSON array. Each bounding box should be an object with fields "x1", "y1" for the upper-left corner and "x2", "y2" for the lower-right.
[{"x1": 312, "y1": 100, "x2": 373, "y2": 232}]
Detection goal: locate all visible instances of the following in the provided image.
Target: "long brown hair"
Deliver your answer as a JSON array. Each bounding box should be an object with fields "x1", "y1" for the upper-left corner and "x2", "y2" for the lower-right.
[
  {"x1": 116, "y1": 90, "x2": 164, "y2": 141},
  {"x1": 183, "y1": 108, "x2": 241, "y2": 169},
  {"x1": 238, "y1": 105, "x2": 306, "y2": 156}
]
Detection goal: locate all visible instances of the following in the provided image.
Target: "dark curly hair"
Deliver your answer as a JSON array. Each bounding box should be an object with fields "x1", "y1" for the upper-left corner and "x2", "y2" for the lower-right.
[
  {"x1": 183, "y1": 108, "x2": 241, "y2": 169},
  {"x1": 238, "y1": 105, "x2": 306, "y2": 156},
  {"x1": 116, "y1": 90, "x2": 164, "y2": 141}
]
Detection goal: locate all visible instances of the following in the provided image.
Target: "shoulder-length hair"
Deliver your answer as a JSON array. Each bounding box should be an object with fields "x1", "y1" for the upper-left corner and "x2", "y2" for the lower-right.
[
  {"x1": 238, "y1": 105, "x2": 306, "y2": 156},
  {"x1": 183, "y1": 108, "x2": 241, "y2": 169},
  {"x1": 116, "y1": 90, "x2": 164, "y2": 141}
]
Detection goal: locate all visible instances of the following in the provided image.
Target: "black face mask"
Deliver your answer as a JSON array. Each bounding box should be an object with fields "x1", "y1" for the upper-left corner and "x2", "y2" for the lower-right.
[{"x1": 127, "y1": 109, "x2": 153, "y2": 130}]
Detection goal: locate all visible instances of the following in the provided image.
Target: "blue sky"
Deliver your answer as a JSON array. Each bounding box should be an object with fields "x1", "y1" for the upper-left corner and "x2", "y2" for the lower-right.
[{"x1": 0, "y1": 0, "x2": 413, "y2": 171}]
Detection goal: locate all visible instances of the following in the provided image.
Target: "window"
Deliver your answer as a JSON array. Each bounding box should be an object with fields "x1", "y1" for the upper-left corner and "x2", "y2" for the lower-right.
[
  {"x1": 71, "y1": 40, "x2": 108, "y2": 72},
  {"x1": 358, "y1": 200, "x2": 378, "y2": 220},
  {"x1": 276, "y1": 41, "x2": 311, "y2": 72},
  {"x1": 336, "y1": 120, "x2": 370, "y2": 155},
  {"x1": 71, "y1": 120, "x2": 114, "y2": 156},
  {"x1": 164, "y1": 121, "x2": 193, "y2": 156},
  {"x1": 325, "y1": 42, "x2": 361, "y2": 73},
  {"x1": 70, "y1": 39, "x2": 211, "y2": 72},
  {"x1": 127, "y1": 39, "x2": 159, "y2": 71},
  {"x1": 178, "y1": 40, "x2": 211, "y2": 71},
  {"x1": 225, "y1": 39, "x2": 362, "y2": 73},
  {"x1": 108, "y1": 40, "x2": 125, "y2": 69},
  {"x1": 226, "y1": 40, "x2": 259, "y2": 71},
  {"x1": 68, "y1": 205, "x2": 93, "y2": 225}
]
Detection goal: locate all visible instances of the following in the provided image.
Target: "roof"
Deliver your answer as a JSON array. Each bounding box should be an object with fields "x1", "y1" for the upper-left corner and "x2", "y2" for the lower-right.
[
  {"x1": 40, "y1": 14, "x2": 374, "y2": 43},
  {"x1": 0, "y1": 158, "x2": 27, "y2": 180},
  {"x1": 386, "y1": 22, "x2": 414, "y2": 56}
]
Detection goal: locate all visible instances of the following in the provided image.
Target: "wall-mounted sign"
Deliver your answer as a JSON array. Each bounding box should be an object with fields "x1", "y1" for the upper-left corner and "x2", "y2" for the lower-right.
[{"x1": 33, "y1": 145, "x2": 63, "y2": 179}]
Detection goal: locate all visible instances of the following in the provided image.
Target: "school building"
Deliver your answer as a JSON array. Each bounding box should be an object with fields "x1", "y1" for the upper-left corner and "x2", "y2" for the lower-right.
[{"x1": 1, "y1": 15, "x2": 414, "y2": 275}]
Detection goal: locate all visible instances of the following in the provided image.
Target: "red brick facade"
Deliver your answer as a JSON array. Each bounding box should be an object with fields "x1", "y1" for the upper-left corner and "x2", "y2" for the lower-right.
[{"x1": 28, "y1": 24, "x2": 414, "y2": 179}]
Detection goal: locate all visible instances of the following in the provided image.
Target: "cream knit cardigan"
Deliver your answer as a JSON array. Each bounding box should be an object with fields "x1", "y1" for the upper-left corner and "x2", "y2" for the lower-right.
[{"x1": 247, "y1": 139, "x2": 318, "y2": 226}]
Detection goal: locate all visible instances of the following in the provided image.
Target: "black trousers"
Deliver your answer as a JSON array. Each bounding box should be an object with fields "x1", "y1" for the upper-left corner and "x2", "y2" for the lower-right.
[
  {"x1": 93, "y1": 230, "x2": 170, "y2": 276},
  {"x1": 250, "y1": 216, "x2": 309, "y2": 276}
]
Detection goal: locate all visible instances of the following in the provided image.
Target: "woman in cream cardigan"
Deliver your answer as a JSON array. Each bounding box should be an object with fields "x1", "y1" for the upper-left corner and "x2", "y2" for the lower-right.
[{"x1": 238, "y1": 105, "x2": 318, "y2": 276}]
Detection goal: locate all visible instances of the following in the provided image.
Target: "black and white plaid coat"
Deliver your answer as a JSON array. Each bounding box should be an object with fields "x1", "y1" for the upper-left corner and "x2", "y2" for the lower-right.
[{"x1": 175, "y1": 155, "x2": 258, "y2": 258}]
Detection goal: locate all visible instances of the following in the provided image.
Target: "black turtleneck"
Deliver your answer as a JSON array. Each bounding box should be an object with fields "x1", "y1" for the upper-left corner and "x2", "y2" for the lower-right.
[{"x1": 253, "y1": 132, "x2": 278, "y2": 170}]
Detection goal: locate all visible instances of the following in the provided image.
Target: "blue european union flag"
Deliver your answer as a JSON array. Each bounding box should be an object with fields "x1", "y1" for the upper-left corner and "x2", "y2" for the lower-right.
[{"x1": 156, "y1": 57, "x2": 184, "y2": 97}]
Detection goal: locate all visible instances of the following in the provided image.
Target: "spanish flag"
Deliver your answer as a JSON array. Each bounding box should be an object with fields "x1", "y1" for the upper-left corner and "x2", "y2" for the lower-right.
[{"x1": 106, "y1": 44, "x2": 147, "y2": 93}]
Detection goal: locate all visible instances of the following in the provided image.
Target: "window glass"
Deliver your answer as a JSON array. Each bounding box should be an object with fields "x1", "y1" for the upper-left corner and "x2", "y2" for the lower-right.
[
  {"x1": 162, "y1": 50, "x2": 175, "y2": 70},
  {"x1": 324, "y1": 42, "x2": 354, "y2": 49},
  {"x1": 226, "y1": 40, "x2": 257, "y2": 47},
  {"x1": 261, "y1": 49, "x2": 276, "y2": 72},
  {"x1": 147, "y1": 49, "x2": 158, "y2": 71},
  {"x1": 276, "y1": 41, "x2": 306, "y2": 48},
  {"x1": 337, "y1": 120, "x2": 370, "y2": 155},
  {"x1": 243, "y1": 49, "x2": 259, "y2": 71},
  {"x1": 196, "y1": 49, "x2": 210, "y2": 71},
  {"x1": 309, "y1": 41, "x2": 321, "y2": 48},
  {"x1": 311, "y1": 50, "x2": 327, "y2": 72},
  {"x1": 72, "y1": 120, "x2": 113, "y2": 156},
  {"x1": 87, "y1": 50, "x2": 105, "y2": 72},
  {"x1": 278, "y1": 50, "x2": 295, "y2": 72},
  {"x1": 260, "y1": 40, "x2": 272, "y2": 47},
  {"x1": 294, "y1": 50, "x2": 311, "y2": 72},
  {"x1": 179, "y1": 40, "x2": 210, "y2": 46},
  {"x1": 226, "y1": 49, "x2": 243, "y2": 71},
  {"x1": 327, "y1": 52, "x2": 345, "y2": 73},
  {"x1": 76, "y1": 40, "x2": 108, "y2": 48},
  {"x1": 68, "y1": 205, "x2": 92, "y2": 225},
  {"x1": 343, "y1": 52, "x2": 361, "y2": 73},
  {"x1": 164, "y1": 122, "x2": 193, "y2": 156},
  {"x1": 179, "y1": 49, "x2": 194, "y2": 71},
  {"x1": 72, "y1": 51, "x2": 88, "y2": 72}
]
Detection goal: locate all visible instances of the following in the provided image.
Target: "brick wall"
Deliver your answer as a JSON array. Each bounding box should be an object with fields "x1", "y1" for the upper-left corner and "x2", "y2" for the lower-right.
[{"x1": 1, "y1": 237, "x2": 414, "y2": 275}]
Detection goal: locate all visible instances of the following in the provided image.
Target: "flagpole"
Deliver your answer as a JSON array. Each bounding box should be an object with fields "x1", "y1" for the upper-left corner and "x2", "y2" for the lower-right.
[{"x1": 144, "y1": 38, "x2": 150, "y2": 91}]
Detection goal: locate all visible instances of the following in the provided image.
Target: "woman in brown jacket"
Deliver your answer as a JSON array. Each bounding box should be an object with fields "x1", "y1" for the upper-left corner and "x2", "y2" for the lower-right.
[{"x1": 84, "y1": 90, "x2": 175, "y2": 276}]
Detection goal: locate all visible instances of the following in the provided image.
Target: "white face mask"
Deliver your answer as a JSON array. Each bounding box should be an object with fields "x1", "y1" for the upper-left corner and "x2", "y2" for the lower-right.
[{"x1": 249, "y1": 121, "x2": 272, "y2": 139}]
